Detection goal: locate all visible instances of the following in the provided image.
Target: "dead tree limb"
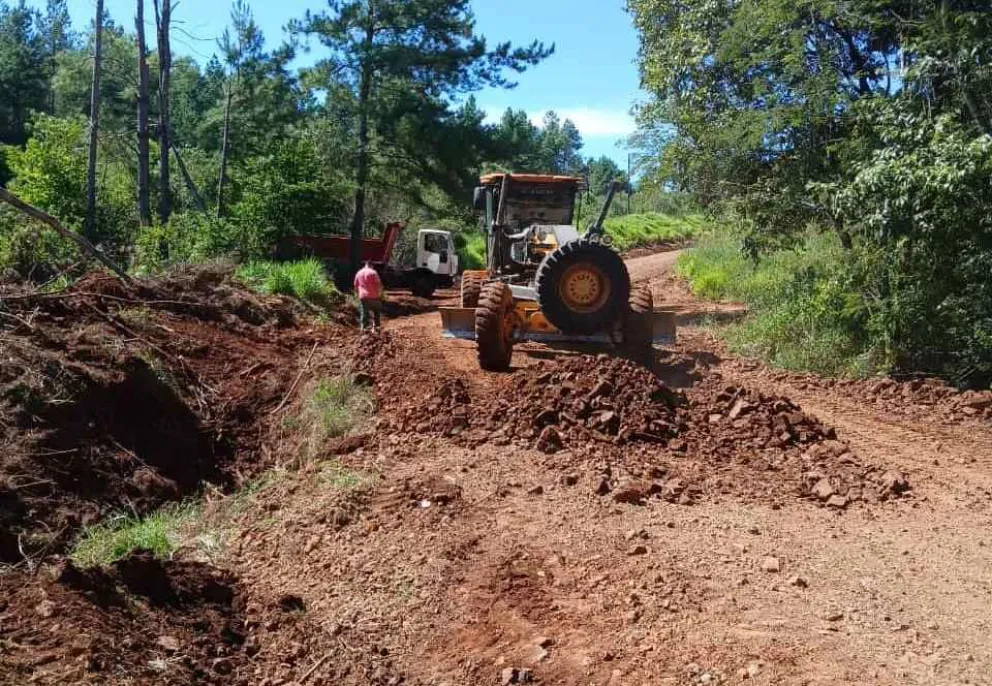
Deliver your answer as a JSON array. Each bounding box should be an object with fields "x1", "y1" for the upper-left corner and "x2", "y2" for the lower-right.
[
  {"x1": 0, "y1": 187, "x2": 133, "y2": 284},
  {"x1": 171, "y1": 140, "x2": 208, "y2": 212}
]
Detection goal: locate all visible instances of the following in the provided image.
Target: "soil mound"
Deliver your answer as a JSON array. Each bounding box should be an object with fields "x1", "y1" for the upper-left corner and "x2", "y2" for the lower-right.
[
  {"x1": 390, "y1": 355, "x2": 683, "y2": 448},
  {"x1": 0, "y1": 267, "x2": 349, "y2": 562},
  {"x1": 393, "y1": 355, "x2": 909, "y2": 507},
  {"x1": 766, "y1": 369, "x2": 992, "y2": 424},
  {"x1": 679, "y1": 373, "x2": 907, "y2": 506},
  {"x1": 0, "y1": 551, "x2": 247, "y2": 684}
]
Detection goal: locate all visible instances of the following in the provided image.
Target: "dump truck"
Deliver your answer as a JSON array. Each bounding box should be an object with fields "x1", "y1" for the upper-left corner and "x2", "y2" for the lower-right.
[
  {"x1": 440, "y1": 173, "x2": 676, "y2": 370},
  {"x1": 280, "y1": 223, "x2": 458, "y2": 298}
]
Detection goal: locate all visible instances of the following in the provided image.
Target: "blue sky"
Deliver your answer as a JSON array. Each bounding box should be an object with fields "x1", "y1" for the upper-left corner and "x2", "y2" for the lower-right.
[{"x1": 26, "y1": 0, "x2": 642, "y2": 163}]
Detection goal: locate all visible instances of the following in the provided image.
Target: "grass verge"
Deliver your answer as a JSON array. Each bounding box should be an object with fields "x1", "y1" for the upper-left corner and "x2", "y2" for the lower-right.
[
  {"x1": 235, "y1": 258, "x2": 338, "y2": 307},
  {"x1": 604, "y1": 213, "x2": 703, "y2": 252},
  {"x1": 70, "y1": 503, "x2": 198, "y2": 567},
  {"x1": 677, "y1": 231, "x2": 881, "y2": 377}
]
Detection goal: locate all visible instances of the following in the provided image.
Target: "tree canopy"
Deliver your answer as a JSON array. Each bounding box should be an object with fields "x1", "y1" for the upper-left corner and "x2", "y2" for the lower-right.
[
  {"x1": 0, "y1": 0, "x2": 631, "y2": 282},
  {"x1": 630, "y1": 0, "x2": 992, "y2": 384}
]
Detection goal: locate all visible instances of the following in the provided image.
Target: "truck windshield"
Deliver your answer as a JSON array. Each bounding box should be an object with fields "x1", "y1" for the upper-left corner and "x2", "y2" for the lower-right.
[{"x1": 424, "y1": 233, "x2": 448, "y2": 253}]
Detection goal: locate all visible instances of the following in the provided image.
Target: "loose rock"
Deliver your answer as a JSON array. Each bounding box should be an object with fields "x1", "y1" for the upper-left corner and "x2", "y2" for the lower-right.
[{"x1": 761, "y1": 556, "x2": 782, "y2": 573}]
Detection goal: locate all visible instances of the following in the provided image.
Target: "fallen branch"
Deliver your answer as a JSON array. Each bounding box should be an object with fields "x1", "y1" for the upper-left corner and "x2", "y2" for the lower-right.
[
  {"x1": 0, "y1": 187, "x2": 133, "y2": 284},
  {"x1": 298, "y1": 653, "x2": 332, "y2": 683},
  {"x1": 271, "y1": 341, "x2": 320, "y2": 414},
  {"x1": 0, "y1": 310, "x2": 36, "y2": 331}
]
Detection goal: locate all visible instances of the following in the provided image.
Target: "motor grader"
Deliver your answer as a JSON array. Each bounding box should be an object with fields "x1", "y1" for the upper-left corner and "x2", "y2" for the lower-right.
[{"x1": 440, "y1": 172, "x2": 676, "y2": 370}]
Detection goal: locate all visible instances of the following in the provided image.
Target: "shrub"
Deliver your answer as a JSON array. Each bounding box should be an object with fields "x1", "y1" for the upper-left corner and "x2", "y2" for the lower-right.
[
  {"x1": 452, "y1": 229, "x2": 486, "y2": 270},
  {"x1": 0, "y1": 206, "x2": 76, "y2": 280},
  {"x1": 1, "y1": 115, "x2": 134, "y2": 278},
  {"x1": 132, "y1": 214, "x2": 251, "y2": 272},
  {"x1": 814, "y1": 109, "x2": 992, "y2": 386}
]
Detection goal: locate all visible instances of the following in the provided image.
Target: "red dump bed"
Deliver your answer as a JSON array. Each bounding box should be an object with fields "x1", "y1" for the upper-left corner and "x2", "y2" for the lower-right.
[{"x1": 284, "y1": 222, "x2": 403, "y2": 264}]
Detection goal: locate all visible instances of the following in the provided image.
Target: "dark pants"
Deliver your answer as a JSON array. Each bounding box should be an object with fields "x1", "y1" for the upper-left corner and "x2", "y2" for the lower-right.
[{"x1": 360, "y1": 298, "x2": 382, "y2": 330}]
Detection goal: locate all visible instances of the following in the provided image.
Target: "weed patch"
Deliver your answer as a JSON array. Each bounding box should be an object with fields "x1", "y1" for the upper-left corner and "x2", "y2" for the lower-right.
[
  {"x1": 70, "y1": 503, "x2": 198, "y2": 567},
  {"x1": 300, "y1": 375, "x2": 375, "y2": 461},
  {"x1": 320, "y1": 460, "x2": 373, "y2": 490},
  {"x1": 235, "y1": 258, "x2": 339, "y2": 307}
]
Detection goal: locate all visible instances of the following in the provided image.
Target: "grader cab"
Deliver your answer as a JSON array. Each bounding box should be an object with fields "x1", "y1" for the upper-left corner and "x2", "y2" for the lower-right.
[{"x1": 440, "y1": 173, "x2": 676, "y2": 370}]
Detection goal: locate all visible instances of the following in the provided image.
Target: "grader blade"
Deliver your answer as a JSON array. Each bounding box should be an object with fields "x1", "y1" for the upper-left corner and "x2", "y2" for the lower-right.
[
  {"x1": 651, "y1": 310, "x2": 678, "y2": 345},
  {"x1": 439, "y1": 307, "x2": 477, "y2": 340},
  {"x1": 439, "y1": 307, "x2": 677, "y2": 345}
]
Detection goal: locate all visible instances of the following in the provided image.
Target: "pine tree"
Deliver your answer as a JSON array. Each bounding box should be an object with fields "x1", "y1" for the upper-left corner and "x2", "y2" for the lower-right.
[{"x1": 290, "y1": 0, "x2": 553, "y2": 278}]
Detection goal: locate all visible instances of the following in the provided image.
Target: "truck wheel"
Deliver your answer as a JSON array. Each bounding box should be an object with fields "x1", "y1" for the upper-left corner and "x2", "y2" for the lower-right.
[
  {"x1": 624, "y1": 286, "x2": 654, "y2": 353},
  {"x1": 460, "y1": 270, "x2": 486, "y2": 308},
  {"x1": 411, "y1": 274, "x2": 435, "y2": 299},
  {"x1": 535, "y1": 240, "x2": 630, "y2": 335},
  {"x1": 476, "y1": 282, "x2": 515, "y2": 371}
]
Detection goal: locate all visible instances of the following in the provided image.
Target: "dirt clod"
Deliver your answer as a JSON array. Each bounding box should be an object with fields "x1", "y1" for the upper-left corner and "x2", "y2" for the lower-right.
[{"x1": 761, "y1": 556, "x2": 782, "y2": 573}]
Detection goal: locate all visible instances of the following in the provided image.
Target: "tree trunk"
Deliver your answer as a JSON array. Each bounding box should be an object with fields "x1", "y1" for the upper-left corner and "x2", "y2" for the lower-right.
[
  {"x1": 216, "y1": 85, "x2": 233, "y2": 218},
  {"x1": 84, "y1": 0, "x2": 104, "y2": 241},
  {"x1": 135, "y1": 0, "x2": 151, "y2": 226},
  {"x1": 349, "y1": 19, "x2": 376, "y2": 279},
  {"x1": 154, "y1": 0, "x2": 172, "y2": 225},
  {"x1": 172, "y1": 139, "x2": 207, "y2": 212}
]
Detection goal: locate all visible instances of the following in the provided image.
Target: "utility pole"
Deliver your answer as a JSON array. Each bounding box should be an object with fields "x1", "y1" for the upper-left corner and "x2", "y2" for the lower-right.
[
  {"x1": 84, "y1": 0, "x2": 104, "y2": 241},
  {"x1": 627, "y1": 153, "x2": 633, "y2": 216}
]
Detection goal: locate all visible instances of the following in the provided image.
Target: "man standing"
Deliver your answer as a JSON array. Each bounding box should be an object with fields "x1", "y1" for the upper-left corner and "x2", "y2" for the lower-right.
[{"x1": 354, "y1": 261, "x2": 383, "y2": 332}]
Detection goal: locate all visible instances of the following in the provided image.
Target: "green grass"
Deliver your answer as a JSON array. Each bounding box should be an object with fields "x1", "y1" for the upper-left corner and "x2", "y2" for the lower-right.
[
  {"x1": 235, "y1": 258, "x2": 338, "y2": 306},
  {"x1": 677, "y1": 231, "x2": 881, "y2": 377},
  {"x1": 603, "y1": 213, "x2": 704, "y2": 252},
  {"x1": 70, "y1": 503, "x2": 198, "y2": 567},
  {"x1": 319, "y1": 460, "x2": 373, "y2": 490}
]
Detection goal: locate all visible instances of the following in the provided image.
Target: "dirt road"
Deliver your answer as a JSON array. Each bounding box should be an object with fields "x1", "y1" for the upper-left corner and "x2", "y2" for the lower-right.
[
  {"x1": 5, "y1": 253, "x2": 992, "y2": 686},
  {"x1": 227, "y1": 250, "x2": 992, "y2": 686}
]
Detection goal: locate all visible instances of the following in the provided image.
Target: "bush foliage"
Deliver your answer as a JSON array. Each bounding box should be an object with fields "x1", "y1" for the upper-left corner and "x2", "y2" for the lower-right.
[
  {"x1": 679, "y1": 232, "x2": 875, "y2": 377},
  {"x1": 630, "y1": 0, "x2": 992, "y2": 387}
]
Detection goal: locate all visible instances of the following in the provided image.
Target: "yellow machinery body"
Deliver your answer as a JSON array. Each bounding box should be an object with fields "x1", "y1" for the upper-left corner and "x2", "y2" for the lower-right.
[{"x1": 439, "y1": 300, "x2": 677, "y2": 346}]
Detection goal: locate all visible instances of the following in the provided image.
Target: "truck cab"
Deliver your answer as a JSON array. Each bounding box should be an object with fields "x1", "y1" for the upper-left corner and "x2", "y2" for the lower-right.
[
  {"x1": 279, "y1": 224, "x2": 458, "y2": 298},
  {"x1": 418, "y1": 229, "x2": 459, "y2": 280}
]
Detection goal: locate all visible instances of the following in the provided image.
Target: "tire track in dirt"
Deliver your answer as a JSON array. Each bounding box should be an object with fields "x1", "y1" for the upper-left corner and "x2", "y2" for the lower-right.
[{"x1": 360, "y1": 254, "x2": 992, "y2": 686}]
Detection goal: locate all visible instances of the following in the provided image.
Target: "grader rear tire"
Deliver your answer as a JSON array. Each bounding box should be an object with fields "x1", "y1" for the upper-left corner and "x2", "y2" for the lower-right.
[
  {"x1": 460, "y1": 270, "x2": 486, "y2": 308},
  {"x1": 624, "y1": 286, "x2": 654, "y2": 352},
  {"x1": 476, "y1": 281, "x2": 514, "y2": 371}
]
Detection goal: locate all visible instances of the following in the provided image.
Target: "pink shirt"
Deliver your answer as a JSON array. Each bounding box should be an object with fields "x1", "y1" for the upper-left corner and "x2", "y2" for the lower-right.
[{"x1": 353, "y1": 266, "x2": 382, "y2": 300}]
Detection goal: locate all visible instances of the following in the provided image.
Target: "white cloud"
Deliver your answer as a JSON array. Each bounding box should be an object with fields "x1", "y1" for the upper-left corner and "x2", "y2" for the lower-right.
[
  {"x1": 482, "y1": 105, "x2": 635, "y2": 137},
  {"x1": 531, "y1": 108, "x2": 635, "y2": 137}
]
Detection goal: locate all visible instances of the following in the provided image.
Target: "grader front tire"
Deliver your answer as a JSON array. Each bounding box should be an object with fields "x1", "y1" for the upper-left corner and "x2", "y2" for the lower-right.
[{"x1": 476, "y1": 281, "x2": 514, "y2": 371}]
